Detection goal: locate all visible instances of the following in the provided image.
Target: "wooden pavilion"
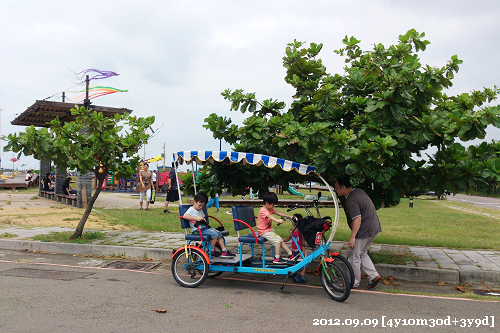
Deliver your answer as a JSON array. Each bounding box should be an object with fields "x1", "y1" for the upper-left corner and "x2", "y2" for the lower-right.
[{"x1": 11, "y1": 100, "x2": 132, "y2": 208}]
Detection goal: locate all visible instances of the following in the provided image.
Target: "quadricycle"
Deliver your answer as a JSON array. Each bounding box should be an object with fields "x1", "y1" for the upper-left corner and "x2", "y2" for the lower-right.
[{"x1": 170, "y1": 151, "x2": 353, "y2": 302}]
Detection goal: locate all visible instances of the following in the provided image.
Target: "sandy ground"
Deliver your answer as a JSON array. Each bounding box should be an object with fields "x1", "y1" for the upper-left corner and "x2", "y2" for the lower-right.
[{"x1": 0, "y1": 191, "x2": 158, "y2": 230}]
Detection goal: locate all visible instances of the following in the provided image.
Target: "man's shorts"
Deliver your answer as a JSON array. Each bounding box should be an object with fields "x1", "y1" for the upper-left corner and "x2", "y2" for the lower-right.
[
  {"x1": 262, "y1": 231, "x2": 283, "y2": 246},
  {"x1": 166, "y1": 189, "x2": 179, "y2": 202}
]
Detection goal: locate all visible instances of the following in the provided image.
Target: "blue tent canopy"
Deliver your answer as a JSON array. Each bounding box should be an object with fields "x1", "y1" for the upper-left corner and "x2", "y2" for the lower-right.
[{"x1": 174, "y1": 151, "x2": 317, "y2": 176}]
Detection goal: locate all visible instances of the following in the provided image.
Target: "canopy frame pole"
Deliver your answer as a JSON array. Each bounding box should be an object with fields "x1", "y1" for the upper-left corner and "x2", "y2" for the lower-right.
[
  {"x1": 316, "y1": 174, "x2": 339, "y2": 244},
  {"x1": 191, "y1": 161, "x2": 197, "y2": 195}
]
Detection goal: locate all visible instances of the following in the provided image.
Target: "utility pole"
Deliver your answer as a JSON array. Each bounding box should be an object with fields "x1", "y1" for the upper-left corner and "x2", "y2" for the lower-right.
[{"x1": 163, "y1": 142, "x2": 166, "y2": 170}]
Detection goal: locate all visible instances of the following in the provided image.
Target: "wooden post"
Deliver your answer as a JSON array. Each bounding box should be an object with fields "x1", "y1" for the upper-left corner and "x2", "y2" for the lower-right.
[{"x1": 83, "y1": 75, "x2": 90, "y2": 108}]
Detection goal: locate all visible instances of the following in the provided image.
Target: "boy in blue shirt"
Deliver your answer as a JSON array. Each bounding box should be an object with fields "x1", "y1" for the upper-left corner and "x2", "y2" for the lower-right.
[{"x1": 183, "y1": 192, "x2": 235, "y2": 258}]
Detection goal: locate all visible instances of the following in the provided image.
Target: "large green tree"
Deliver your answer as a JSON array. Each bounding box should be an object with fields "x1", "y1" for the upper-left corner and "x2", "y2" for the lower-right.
[
  {"x1": 204, "y1": 29, "x2": 500, "y2": 207},
  {"x1": 5, "y1": 106, "x2": 155, "y2": 238}
]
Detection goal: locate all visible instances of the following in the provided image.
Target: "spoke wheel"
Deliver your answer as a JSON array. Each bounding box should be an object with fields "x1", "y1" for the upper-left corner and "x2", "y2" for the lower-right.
[
  {"x1": 320, "y1": 260, "x2": 350, "y2": 302},
  {"x1": 172, "y1": 250, "x2": 209, "y2": 288},
  {"x1": 330, "y1": 254, "x2": 355, "y2": 290},
  {"x1": 207, "y1": 271, "x2": 224, "y2": 278}
]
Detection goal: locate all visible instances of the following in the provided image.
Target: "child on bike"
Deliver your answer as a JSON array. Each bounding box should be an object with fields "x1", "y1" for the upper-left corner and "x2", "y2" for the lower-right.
[
  {"x1": 183, "y1": 192, "x2": 235, "y2": 258},
  {"x1": 284, "y1": 222, "x2": 307, "y2": 282},
  {"x1": 257, "y1": 192, "x2": 298, "y2": 263}
]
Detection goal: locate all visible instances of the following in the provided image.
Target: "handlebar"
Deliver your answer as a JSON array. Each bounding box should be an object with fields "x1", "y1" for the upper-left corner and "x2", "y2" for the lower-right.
[{"x1": 277, "y1": 216, "x2": 297, "y2": 226}]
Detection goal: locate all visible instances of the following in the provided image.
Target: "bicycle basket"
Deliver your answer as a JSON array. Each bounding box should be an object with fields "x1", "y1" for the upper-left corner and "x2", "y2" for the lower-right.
[{"x1": 296, "y1": 216, "x2": 332, "y2": 248}]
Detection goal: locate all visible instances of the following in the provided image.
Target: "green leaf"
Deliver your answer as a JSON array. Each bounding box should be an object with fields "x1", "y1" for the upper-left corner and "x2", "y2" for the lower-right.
[{"x1": 346, "y1": 163, "x2": 359, "y2": 175}]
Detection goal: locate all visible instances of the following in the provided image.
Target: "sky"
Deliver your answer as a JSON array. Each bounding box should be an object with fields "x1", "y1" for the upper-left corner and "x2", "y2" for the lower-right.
[{"x1": 1, "y1": 0, "x2": 499, "y2": 171}]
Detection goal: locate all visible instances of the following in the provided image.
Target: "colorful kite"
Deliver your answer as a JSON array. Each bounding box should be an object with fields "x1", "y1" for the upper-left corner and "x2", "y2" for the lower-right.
[
  {"x1": 145, "y1": 154, "x2": 165, "y2": 163},
  {"x1": 73, "y1": 69, "x2": 119, "y2": 82},
  {"x1": 66, "y1": 85, "x2": 128, "y2": 103}
]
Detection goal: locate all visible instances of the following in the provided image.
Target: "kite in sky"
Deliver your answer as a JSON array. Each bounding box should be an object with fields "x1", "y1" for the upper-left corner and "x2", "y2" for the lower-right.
[
  {"x1": 66, "y1": 85, "x2": 129, "y2": 103},
  {"x1": 73, "y1": 68, "x2": 119, "y2": 82}
]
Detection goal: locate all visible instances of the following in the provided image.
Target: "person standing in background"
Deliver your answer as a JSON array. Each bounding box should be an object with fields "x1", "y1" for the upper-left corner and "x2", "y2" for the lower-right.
[
  {"x1": 138, "y1": 163, "x2": 153, "y2": 210},
  {"x1": 164, "y1": 162, "x2": 179, "y2": 213}
]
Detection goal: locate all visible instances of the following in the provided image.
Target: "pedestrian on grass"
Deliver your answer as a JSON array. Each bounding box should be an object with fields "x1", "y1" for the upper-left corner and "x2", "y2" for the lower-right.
[
  {"x1": 334, "y1": 176, "x2": 382, "y2": 289},
  {"x1": 138, "y1": 163, "x2": 153, "y2": 210}
]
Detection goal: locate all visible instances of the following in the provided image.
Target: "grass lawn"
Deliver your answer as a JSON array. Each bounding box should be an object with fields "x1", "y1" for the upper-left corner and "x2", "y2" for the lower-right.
[{"x1": 92, "y1": 196, "x2": 500, "y2": 251}]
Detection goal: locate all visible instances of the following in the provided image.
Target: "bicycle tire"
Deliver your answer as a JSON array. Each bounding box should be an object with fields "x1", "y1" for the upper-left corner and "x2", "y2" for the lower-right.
[
  {"x1": 330, "y1": 253, "x2": 355, "y2": 289},
  {"x1": 319, "y1": 260, "x2": 350, "y2": 302},
  {"x1": 171, "y1": 249, "x2": 209, "y2": 288},
  {"x1": 207, "y1": 271, "x2": 224, "y2": 278}
]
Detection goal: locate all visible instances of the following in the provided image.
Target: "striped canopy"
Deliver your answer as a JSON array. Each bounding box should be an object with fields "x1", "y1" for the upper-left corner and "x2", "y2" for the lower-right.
[{"x1": 174, "y1": 151, "x2": 316, "y2": 176}]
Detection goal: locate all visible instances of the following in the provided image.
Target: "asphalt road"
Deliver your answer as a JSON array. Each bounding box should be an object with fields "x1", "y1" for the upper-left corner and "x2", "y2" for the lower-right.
[
  {"x1": 1, "y1": 250, "x2": 498, "y2": 333},
  {"x1": 446, "y1": 193, "x2": 500, "y2": 210}
]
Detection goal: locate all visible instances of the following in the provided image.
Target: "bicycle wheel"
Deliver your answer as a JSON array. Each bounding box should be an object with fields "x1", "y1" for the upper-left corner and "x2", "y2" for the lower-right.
[
  {"x1": 208, "y1": 271, "x2": 224, "y2": 278},
  {"x1": 171, "y1": 249, "x2": 209, "y2": 288},
  {"x1": 330, "y1": 253, "x2": 354, "y2": 289},
  {"x1": 319, "y1": 260, "x2": 350, "y2": 302}
]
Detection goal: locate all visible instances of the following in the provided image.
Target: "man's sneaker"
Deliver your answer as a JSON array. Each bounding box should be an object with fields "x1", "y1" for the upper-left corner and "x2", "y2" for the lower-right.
[
  {"x1": 288, "y1": 252, "x2": 301, "y2": 261},
  {"x1": 220, "y1": 250, "x2": 235, "y2": 258},
  {"x1": 163, "y1": 210, "x2": 171, "y2": 214},
  {"x1": 367, "y1": 276, "x2": 382, "y2": 289},
  {"x1": 211, "y1": 250, "x2": 221, "y2": 257},
  {"x1": 293, "y1": 275, "x2": 307, "y2": 283},
  {"x1": 273, "y1": 256, "x2": 287, "y2": 264}
]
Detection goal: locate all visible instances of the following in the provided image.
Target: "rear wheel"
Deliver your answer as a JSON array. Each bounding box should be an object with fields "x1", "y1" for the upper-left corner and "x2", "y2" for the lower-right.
[
  {"x1": 320, "y1": 260, "x2": 350, "y2": 302},
  {"x1": 207, "y1": 271, "x2": 224, "y2": 278},
  {"x1": 330, "y1": 253, "x2": 354, "y2": 289},
  {"x1": 171, "y1": 249, "x2": 209, "y2": 288}
]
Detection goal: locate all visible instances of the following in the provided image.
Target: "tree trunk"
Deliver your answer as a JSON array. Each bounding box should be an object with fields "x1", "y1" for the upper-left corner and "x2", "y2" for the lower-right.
[{"x1": 70, "y1": 176, "x2": 104, "y2": 239}]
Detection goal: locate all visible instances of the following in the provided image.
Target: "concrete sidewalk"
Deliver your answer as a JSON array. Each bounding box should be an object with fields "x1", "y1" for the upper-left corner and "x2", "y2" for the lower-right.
[{"x1": 1, "y1": 225, "x2": 499, "y2": 286}]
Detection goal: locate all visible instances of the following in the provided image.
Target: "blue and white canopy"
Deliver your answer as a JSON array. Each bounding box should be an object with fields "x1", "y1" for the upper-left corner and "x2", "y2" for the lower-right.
[{"x1": 174, "y1": 151, "x2": 317, "y2": 176}]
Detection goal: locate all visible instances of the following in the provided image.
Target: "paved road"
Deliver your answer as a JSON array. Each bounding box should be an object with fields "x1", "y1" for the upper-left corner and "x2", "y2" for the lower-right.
[
  {"x1": 446, "y1": 194, "x2": 500, "y2": 210},
  {"x1": 1, "y1": 250, "x2": 498, "y2": 333}
]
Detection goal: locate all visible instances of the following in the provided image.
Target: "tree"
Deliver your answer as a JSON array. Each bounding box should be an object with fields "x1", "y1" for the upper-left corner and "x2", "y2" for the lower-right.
[
  {"x1": 5, "y1": 106, "x2": 155, "y2": 238},
  {"x1": 204, "y1": 29, "x2": 500, "y2": 208}
]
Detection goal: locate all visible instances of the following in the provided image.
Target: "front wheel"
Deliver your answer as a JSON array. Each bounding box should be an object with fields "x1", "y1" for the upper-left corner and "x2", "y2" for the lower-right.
[
  {"x1": 330, "y1": 253, "x2": 354, "y2": 290},
  {"x1": 171, "y1": 249, "x2": 209, "y2": 288},
  {"x1": 319, "y1": 260, "x2": 350, "y2": 302}
]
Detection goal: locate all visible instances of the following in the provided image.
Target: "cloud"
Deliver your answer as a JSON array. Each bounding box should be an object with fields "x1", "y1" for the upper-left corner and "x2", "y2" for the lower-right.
[{"x1": 1, "y1": 0, "x2": 499, "y2": 170}]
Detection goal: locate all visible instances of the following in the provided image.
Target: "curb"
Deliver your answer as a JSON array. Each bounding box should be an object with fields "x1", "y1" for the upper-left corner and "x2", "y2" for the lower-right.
[
  {"x1": 0, "y1": 239, "x2": 172, "y2": 261},
  {"x1": 460, "y1": 270, "x2": 500, "y2": 285},
  {"x1": 1, "y1": 239, "x2": 499, "y2": 285},
  {"x1": 375, "y1": 264, "x2": 459, "y2": 284}
]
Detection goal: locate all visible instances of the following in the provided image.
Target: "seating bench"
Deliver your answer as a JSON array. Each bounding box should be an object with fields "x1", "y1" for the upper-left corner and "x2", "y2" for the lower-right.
[
  {"x1": 56, "y1": 193, "x2": 77, "y2": 207},
  {"x1": 40, "y1": 190, "x2": 55, "y2": 200}
]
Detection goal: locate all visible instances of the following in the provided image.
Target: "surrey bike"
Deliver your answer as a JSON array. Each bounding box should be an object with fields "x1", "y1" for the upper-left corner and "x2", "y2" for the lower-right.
[{"x1": 170, "y1": 151, "x2": 351, "y2": 302}]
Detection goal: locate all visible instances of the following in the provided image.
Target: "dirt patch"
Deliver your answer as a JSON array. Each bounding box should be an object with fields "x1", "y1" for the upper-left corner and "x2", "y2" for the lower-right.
[{"x1": 0, "y1": 192, "x2": 152, "y2": 230}]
